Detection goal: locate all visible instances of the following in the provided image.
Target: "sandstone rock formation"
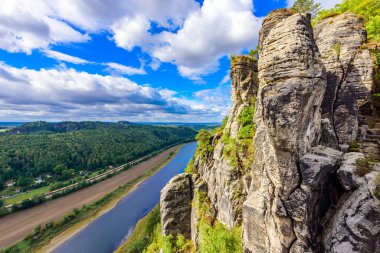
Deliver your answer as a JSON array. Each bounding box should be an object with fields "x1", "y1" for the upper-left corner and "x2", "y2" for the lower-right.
[
  {"x1": 160, "y1": 173, "x2": 193, "y2": 238},
  {"x1": 315, "y1": 13, "x2": 373, "y2": 149},
  {"x1": 324, "y1": 153, "x2": 380, "y2": 253},
  {"x1": 159, "y1": 10, "x2": 380, "y2": 253},
  {"x1": 243, "y1": 13, "x2": 326, "y2": 252},
  {"x1": 192, "y1": 55, "x2": 258, "y2": 228}
]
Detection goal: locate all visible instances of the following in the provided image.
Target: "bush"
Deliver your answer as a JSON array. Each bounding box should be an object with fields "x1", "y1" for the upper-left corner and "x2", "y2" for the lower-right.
[
  {"x1": 356, "y1": 158, "x2": 376, "y2": 176},
  {"x1": 314, "y1": 0, "x2": 380, "y2": 43},
  {"x1": 348, "y1": 141, "x2": 360, "y2": 152},
  {"x1": 184, "y1": 158, "x2": 196, "y2": 174},
  {"x1": 238, "y1": 105, "x2": 255, "y2": 140},
  {"x1": 195, "y1": 130, "x2": 213, "y2": 161},
  {"x1": 198, "y1": 219, "x2": 242, "y2": 253}
]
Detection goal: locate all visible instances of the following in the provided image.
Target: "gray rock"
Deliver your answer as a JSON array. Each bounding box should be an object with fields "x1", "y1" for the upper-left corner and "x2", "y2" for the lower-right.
[
  {"x1": 323, "y1": 170, "x2": 380, "y2": 253},
  {"x1": 337, "y1": 152, "x2": 365, "y2": 190},
  {"x1": 193, "y1": 55, "x2": 258, "y2": 228},
  {"x1": 160, "y1": 173, "x2": 193, "y2": 238},
  {"x1": 243, "y1": 13, "x2": 326, "y2": 253},
  {"x1": 315, "y1": 12, "x2": 373, "y2": 146}
]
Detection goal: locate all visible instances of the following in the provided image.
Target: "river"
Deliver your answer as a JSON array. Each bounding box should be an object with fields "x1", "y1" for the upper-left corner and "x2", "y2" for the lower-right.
[{"x1": 53, "y1": 142, "x2": 197, "y2": 253}]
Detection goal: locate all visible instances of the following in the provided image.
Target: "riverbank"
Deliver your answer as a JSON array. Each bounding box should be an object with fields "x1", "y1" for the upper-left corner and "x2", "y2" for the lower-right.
[{"x1": 0, "y1": 144, "x2": 183, "y2": 252}]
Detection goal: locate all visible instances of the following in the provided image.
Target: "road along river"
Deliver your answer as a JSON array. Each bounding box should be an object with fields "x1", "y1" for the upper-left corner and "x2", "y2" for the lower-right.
[{"x1": 53, "y1": 142, "x2": 196, "y2": 253}]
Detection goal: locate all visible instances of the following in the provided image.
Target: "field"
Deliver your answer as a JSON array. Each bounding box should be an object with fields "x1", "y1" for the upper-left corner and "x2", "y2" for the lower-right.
[{"x1": 3, "y1": 186, "x2": 50, "y2": 205}]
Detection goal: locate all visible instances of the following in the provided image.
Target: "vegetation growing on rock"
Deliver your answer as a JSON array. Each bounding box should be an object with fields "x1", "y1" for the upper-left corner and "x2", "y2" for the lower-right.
[
  {"x1": 194, "y1": 130, "x2": 213, "y2": 161},
  {"x1": 314, "y1": 0, "x2": 380, "y2": 43},
  {"x1": 355, "y1": 158, "x2": 376, "y2": 176},
  {"x1": 290, "y1": 0, "x2": 321, "y2": 17}
]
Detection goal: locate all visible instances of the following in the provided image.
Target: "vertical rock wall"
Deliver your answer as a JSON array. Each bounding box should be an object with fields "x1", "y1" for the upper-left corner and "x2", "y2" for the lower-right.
[
  {"x1": 243, "y1": 13, "x2": 326, "y2": 252},
  {"x1": 315, "y1": 13, "x2": 373, "y2": 149},
  {"x1": 193, "y1": 55, "x2": 258, "y2": 228}
]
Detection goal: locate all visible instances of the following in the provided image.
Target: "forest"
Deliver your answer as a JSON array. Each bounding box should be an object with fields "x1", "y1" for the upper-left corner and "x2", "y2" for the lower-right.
[{"x1": 0, "y1": 121, "x2": 196, "y2": 189}]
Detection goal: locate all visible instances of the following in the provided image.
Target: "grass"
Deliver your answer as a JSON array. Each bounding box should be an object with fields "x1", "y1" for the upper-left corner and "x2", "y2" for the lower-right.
[
  {"x1": 115, "y1": 206, "x2": 161, "y2": 253},
  {"x1": 3, "y1": 186, "x2": 50, "y2": 205},
  {"x1": 1, "y1": 145, "x2": 182, "y2": 253}
]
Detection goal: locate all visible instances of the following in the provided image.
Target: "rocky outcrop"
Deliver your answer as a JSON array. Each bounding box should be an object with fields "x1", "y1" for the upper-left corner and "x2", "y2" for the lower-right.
[
  {"x1": 160, "y1": 173, "x2": 193, "y2": 238},
  {"x1": 159, "y1": 10, "x2": 379, "y2": 253},
  {"x1": 258, "y1": 9, "x2": 293, "y2": 52},
  {"x1": 193, "y1": 55, "x2": 258, "y2": 228},
  {"x1": 284, "y1": 146, "x2": 344, "y2": 252},
  {"x1": 243, "y1": 13, "x2": 326, "y2": 253},
  {"x1": 323, "y1": 153, "x2": 380, "y2": 253},
  {"x1": 315, "y1": 13, "x2": 373, "y2": 149}
]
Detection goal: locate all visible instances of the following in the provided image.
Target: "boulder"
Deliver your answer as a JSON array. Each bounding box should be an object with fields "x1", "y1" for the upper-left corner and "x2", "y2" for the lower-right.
[{"x1": 160, "y1": 173, "x2": 193, "y2": 238}]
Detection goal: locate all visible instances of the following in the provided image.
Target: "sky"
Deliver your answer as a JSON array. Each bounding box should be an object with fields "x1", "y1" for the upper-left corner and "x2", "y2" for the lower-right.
[{"x1": 0, "y1": 0, "x2": 342, "y2": 123}]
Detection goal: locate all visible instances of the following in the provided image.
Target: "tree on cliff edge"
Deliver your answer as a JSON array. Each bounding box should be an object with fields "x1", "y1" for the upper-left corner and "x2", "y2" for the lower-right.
[{"x1": 291, "y1": 0, "x2": 321, "y2": 17}]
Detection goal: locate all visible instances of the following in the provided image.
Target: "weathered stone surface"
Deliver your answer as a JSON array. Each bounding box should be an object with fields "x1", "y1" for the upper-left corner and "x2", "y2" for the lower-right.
[
  {"x1": 315, "y1": 12, "x2": 373, "y2": 147},
  {"x1": 243, "y1": 13, "x2": 326, "y2": 253},
  {"x1": 285, "y1": 146, "x2": 344, "y2": 252},
  {"x1": 337, "y1": 152, "x2": 364, "y2": 190},
  {"x1": 258, "y1": 9, "x2": 293, "y2": 52},
  {"x1": 160, "y1": 173, "x2": 193, "y2": 238},
  {"x1": 193, "y1": 55, "x2": 258, "y2": 228},
  {"x1": 323, "y1": 165, "x2": 380, "y2": 253},
  {"x1": 190, "y1": 175, "x2": 208, "y2": 250}
]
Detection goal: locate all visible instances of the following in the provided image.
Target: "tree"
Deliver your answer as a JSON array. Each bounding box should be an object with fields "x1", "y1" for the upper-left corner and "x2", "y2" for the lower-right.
[
  {"x1": 0, "y1": 178, "x2": 4, "y2": 191},
  {"x1": 290, "y1": 0, "x2": 321, "y2": 17},
  {"x1": 53, "y1": 164, "x2": 67, "y2": 175},
  {"x1": 17, "y1": 177, "x2": 34, "y2": 188},
  {"x1": 0, "y1": 199, "x2": 4, "y2": 208}
]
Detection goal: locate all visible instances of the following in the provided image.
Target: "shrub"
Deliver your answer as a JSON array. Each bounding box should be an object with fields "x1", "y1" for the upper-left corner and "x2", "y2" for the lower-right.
[
  {"x1": 348, "y1": 141, "x2": 360, "y2": 152},
  {"x1": 356, "y1": 158, "x2": 376, "y2": 176},
  {"x1": 184, "y1": 158, "x2": 196, "y2": 174},
  {"x1": 314, "y1": 0, "x2": 380, "y2": 43},
  {"x1": 198, "y1": 219, "x2": 242, "y2": 253},
  {"x1": 195, "y1": 130, "x2": 213, "y2": 161}
]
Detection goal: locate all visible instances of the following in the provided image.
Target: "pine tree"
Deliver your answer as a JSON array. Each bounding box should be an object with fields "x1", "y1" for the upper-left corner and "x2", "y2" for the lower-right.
[{"x1": 290, "y1": 0, "x2": 321, "y2": 17}]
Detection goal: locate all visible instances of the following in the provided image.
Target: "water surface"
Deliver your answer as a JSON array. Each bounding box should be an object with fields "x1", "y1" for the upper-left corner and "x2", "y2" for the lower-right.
[{"x1": 53, "y1": 142, "x2": 196, "y2": 253}]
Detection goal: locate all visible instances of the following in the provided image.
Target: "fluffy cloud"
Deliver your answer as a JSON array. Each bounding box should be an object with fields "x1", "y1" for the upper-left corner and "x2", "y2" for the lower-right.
[
  {"x1": 0, "y1": 0, "x2": 89, "y2": 54},
  {"x1": 0, "y1": 0, "x2": 262, "y2": 81},
  {"x1": 150, "y1": 0, "x2": 262, "y2": 80},
  {"x1": 0, "y1": 62, "x2": 227, "y2": 121}
]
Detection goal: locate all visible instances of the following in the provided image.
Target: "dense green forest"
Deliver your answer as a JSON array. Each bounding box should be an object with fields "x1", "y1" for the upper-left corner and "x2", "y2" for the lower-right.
[{"x1": 0, "y1": 122, "x2": 196, "y2": 188}]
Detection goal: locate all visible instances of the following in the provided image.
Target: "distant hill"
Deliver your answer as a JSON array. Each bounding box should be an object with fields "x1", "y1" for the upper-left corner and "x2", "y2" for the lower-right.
[{"x1": 6, "y1": 121, "x2": 127, "y2": 134}]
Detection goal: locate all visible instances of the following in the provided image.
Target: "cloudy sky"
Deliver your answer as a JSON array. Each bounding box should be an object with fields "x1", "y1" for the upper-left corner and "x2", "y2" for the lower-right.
[{"x1": 0, "y1": 0, "x2": 341, "y2": 122}]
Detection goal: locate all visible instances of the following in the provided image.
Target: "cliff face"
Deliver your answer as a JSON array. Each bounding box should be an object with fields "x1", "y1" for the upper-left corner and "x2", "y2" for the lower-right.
[
  {"x1": 314, "y1": 13, "x2": 373, "y2": 149},
  {"x1": 159, "y1": 10, "x2": 380, "y2": 253},
  {"x1": 243, "y1": 13, "x2": 326, "y2": 252},
  {"x1": 192, "y1": 55, "x2": 258, "y2": 228}
]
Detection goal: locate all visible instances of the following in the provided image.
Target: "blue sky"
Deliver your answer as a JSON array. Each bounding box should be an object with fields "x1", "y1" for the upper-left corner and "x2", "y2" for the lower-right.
[{"x1": 0, "y1": 0, "x2": 340, "y2": 122}]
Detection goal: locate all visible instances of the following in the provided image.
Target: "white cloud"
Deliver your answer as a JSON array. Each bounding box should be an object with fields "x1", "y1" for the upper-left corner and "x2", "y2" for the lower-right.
[
  {"x1": 219, "y1": 70, "x2": 231, "y2": 85},
  {"x1": 44, "y1": 50, "x2": 90, "y2": 64},
  {"x1": 286, "y1": 0, "x2": 343, "y2": 10},
  {"x1": 0, "y1": 62, "x2": 226, "y2": 122},
  {"x1": 0, "y1": 0, "x2": 262, "y2": 82},
  {"x1": 105, "y1": 62, "x2": 146, "y2": 75},
  {"x1": 0, "y1": 0, "x2": 89, "y2": 54},
  {"x1": 149, "y1": 0, "x2": 262, "y2": 80},
  {"x1": 112, "y1": 16, "x2": 151, "y2": 51}
]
